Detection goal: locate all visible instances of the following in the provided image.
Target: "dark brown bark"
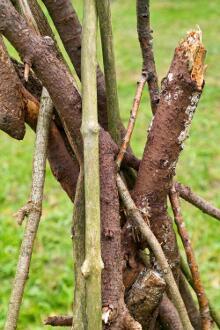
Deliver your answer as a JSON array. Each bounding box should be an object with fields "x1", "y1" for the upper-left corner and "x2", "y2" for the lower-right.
[
  {"x1": 136, "y1": 0, "x2": 159, "y2": 114},
  {"x1": 42, "y1": 0, "x2": 108, "y2": 131},
  {"x1": 100, "y1": 133, "x2": 140, "y2": 329},
  {"x1": 44, "y1": 315, "x2": 72, "y2": 326},
  {"x1": 176, "y1": 182, "x2": 220, "y2": 222},
  {"x1": 133, "y1": 31, "x2": 206, "y2": 277},
  {"x1": 159, "y1": 295, "x2": 183, "y2": 330},
  {"x1": 125, "y1": 269, "x2": 166, "y2": 329},
  {"x1": 0, "y1": 36, "x2": 25, "y2": 139}
]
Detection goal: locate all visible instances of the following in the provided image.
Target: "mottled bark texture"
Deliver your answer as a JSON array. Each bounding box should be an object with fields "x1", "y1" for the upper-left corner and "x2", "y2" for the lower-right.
[
  {"x1": 44, "y1": 315, "x2": 73, "y2": 326},
  {"x1": 42, "y1": 0, "x2": 108, "y2": 131},
  {"x1": 0, "y1": 36, "x2": 25, "y2": 139},
  {"x1": 125, "y1": 270, "x2": 165, "y2": 328},
  {"x1": 159, "y1": 295, "x2": 183, "y2": 330},
  {"x1": 133, "y1": 30, "x2": 206, "y2": 277}
]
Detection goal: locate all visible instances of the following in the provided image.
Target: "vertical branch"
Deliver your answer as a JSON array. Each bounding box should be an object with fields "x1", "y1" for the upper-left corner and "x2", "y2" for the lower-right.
[
  {"x1": 5, "y1": 88, "x2": 53, "y2": 330},
  {"x1": 81, "y1": 1, "x2": 103, "y2": 330},
  {"x1": 136, "y1": 0, "x2": 160, "y2": 114},
  {"x1": 96, "y1": 0, "x2": 122, "y2": 144},
  {"x1": 170, "y1": 185, "x2": 211, "y2": 329}
]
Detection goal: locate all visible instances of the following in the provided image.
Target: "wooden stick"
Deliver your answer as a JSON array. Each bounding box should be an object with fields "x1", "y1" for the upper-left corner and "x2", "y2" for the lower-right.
[
  {"x1": 176, "y1": 182, "x2": 220, "y2": 222},
  {"x1": 136, "y1": 0, "x2": 160, "y2": 114},
  {"x1": 4, "y1": 88, "x2": 53, "y2": 330},
  {"x1": 116, "y1": 74, "x2": 147, "y2": 168},
  {"x1": 170, "y1": 185, "x2": 211, "y2": 330},
  {"x1": 96, "y1": 0, "x2": 122, "y2": 144},
  {"x1": 116, "y1": 174, "x2": 193, "y2": 330},
  {"x1": 181, "y1": 257, "x2": 220, "y2": 329},
  {"x1": 80, "y1": 1, "x2": 103, "y2": 329},
  {"x1": 44, "y1": 315, "x2": 72, "y2": 327}
]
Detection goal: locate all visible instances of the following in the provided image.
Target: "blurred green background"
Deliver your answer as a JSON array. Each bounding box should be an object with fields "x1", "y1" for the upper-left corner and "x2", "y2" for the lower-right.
[{"x1": 0, "y1": 0, "x2": 220, "y2": 329}]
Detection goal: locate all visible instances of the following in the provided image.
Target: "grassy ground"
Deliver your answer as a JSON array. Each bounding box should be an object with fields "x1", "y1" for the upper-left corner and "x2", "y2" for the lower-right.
[{"x1": 0, "y1": 1, "x2": 220, "y2": 329}]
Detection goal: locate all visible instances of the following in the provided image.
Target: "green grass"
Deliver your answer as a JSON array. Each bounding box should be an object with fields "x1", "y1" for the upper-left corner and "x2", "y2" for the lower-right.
[{"x1": 1, "y1": 0, "x2": 220, "y2": 328}]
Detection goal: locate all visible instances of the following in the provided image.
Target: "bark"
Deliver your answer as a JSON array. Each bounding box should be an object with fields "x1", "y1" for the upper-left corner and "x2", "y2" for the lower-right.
[
  {"x1": 42, "y1": 0, "x2": 108, "y2": 130},
  {"x1": 44, "y1": 316, "x2": 72, "y2": 326},
  {"x1": 176, "y1": 182, "x2": 220, "y2": 222},
  {"x1": 0, "y1": 36, "x2": 25, "y2": 139},
  {"x1": 133, "y1": 30, "x2": 206, "y2": 277},
  {"x1": 159, "y1": 295, "x2": 183, "y2": 330},
  {"x1": 125, "y1": 269, "x2": 166, "y2": 328},
  {"x1": 80, "y1": 2, "x2": 102, "y2": 329},
  {"x1": 117, "y1": 174, "x2": 193, "y2": 330},
  {"x1": 5, "y1": 88, "x2": 53, "y2": 330}
]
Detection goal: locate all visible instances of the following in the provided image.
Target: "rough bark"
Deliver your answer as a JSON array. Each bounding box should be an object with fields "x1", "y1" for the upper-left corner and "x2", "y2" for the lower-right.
[
  {"x1": 0, "y1": 36, "x2": 25, "y2": 139},
  {"x1": 133, "y1": 30, "x2": 206, "y2": 277},
  {"x1": 42, "y1": 0, "x2": 108, "y2": 130},
  {"x1": 125, "y1": 269, "x2": 166, "y2": 329},
  {"x1": 44, "y1": 316, "x2": 72, "y2": 326}
]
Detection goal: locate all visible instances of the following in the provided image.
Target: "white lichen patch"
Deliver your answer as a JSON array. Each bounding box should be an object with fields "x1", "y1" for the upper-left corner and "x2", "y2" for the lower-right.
[
  {"x1": 167, "y1": 72, "x2": 174, "y2": 82},
  {"x1": 178, "y1": 92, "x2": 200, "y2": 146}
]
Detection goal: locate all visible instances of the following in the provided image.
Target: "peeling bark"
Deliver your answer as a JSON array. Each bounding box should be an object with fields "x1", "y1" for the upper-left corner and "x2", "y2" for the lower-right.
[
  {"x1": 0, "y1": 36, "x2": 25, "y2": 139},
  {"x1": 133, "y1": 30, "x2": 206, "y2": 277}
]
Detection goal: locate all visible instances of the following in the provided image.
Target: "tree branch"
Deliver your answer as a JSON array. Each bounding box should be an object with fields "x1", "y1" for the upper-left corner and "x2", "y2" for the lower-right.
[
  {"x1": 176, "y1": 182, "x2": 220, "y2": 222},
  {"x1": 4, "y1": 88, "x2": 53, "y2": 330},
  {"x1": 44, "y1": 315, "x2": 72, "y2": 327},
  {"x1": 136, "y1": 0, "x2": 159, "y2": 114},
  {"x1": 170, "y1": 185, "x2": 211, "y2": 329},
  {"x1": 116, "y1": 174, "x2": 193, "y2": 330},
  {"x1": 0, "y1": 36, "x2": 25, "y2": 139}
]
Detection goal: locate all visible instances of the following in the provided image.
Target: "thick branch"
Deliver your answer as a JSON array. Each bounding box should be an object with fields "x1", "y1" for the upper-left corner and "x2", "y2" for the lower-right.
[
  {"x1": 117, "y1": 174, "x2": 193, "y2": 330},
  {"x1": 5, "y1": 88, "x2": 53, "y2": 330},
  {"x1": 44, "y1": 316, "x2": 72, "y2": 327},
  {"x1": 133, "y1": 30, "x2": 206, "y2": 276},
  {"x1": 0, "y1": 36, "x2": 25, "y2": 139},
  {"x1": 159, "y1": 294, "x2": 183, "y2": 330},
  {"x1": 170, "y1": 185, "x2": 211, "y2": 329},
  {"x1": 176, "y1": 182, "x2": 220, "y2": 222}
]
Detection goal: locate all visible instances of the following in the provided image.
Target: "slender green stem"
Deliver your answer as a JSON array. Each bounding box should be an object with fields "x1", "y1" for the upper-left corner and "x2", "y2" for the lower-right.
[
  {"x1": 81, "y1": 1, "x2": 103, "y2": 329},
  {"x1": 96, "y1": 0, "x2": 121, "y2": 144}
]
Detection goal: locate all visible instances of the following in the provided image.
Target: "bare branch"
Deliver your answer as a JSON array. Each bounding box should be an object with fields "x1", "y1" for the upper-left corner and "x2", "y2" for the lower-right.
[
  {"x1": 116, "y1": 174, "x2": 193, "y2": 330},
  {"x1": 136, "y1": 0, "x2": 159, "y2": 113},
  {"x1": 170, "y1": 185, "x2": 211, "y2": 329},
  {"x1": 44, "y1": 315, "x2": 72, "y2": 327},
  {"x1": 176, "y1": 182, "x2": 220, "y2": 222},
  {"x1": 4, "y1": 88, "x2": 53, "y2": 330}
]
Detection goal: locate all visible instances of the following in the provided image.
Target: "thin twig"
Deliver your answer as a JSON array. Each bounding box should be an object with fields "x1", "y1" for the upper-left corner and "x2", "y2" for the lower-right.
[
  {"x1": 170, "y1": 185, "x2": 211, "y2": 330},
  {"x1": 116, "y1": 174, "x2": 193, "y2": 330},
  {"x1": 181, "y1": 257, "x2": 220, "y2": 329},
  {"x1": 44, "y1": 315, "x2": 73, "y2": 327},
  {"x1": 116, "y1": 74, "x2": 147, "y2": 168},
  {"x1": 136, "y1": 0, "x2": 160, "y2": 114},
  {"x1": 4, "y1": 88, "x2": 53, "y2": 330},
  {"x1": 176, "y1": 182, "x2": 220, "y2": 222}
]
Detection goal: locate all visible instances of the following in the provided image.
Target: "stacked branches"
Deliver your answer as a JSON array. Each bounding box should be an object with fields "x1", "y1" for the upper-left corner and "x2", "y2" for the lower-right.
[{"x1": 0, "y1": 0, "x2": 219, "y2": 329}]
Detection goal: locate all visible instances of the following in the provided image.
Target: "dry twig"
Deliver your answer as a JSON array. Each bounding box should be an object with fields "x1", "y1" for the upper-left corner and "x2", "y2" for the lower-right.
[
  {"x1": 176, "y1": 182, "x2": 220, "y2": 222},
  {"x1": 170, "y1": 185, "x2": 211, "y2": 329},
  {"x1": 5, "y1": 88, "x2": 53, "y2": 330}
]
